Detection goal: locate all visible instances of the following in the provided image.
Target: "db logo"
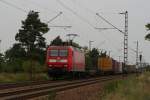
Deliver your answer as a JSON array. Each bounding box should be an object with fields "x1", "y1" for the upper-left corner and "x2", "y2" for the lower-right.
[{"x1": 57, "y1": 57, "x2": 61, "y2": 60}]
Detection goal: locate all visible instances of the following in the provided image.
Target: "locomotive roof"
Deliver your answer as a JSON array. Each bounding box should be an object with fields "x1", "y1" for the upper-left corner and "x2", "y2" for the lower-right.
[
  {"x1": 48, "y1": 46, "x2": 73, "y2": 49},
  {"x1": 47, "y1": 46, "x2": 84, "y2": 52}
]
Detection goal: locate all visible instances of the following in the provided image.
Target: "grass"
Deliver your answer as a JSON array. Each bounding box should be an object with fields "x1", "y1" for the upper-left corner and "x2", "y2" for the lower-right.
[
  {"x1": 0, "y1": 73, "x2": 49, "y2": 83},
  {"x1": 100, "y1": 72, "x2": 150, "y2": 100},
  {"x1": 48, "y1": 91, "x2": 56, "y2": 100}
]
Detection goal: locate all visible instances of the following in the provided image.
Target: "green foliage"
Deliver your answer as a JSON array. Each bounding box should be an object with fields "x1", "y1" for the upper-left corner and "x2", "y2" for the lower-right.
[
  {"x1": 50, "y1": 36, "x2": 81, "y2": 49},
  {"x1": 145, "y1": 23, "x2": 150, "y2": 41},
  {"x1": 85, "y1": 55, "x2": 93, "y2": 70},
  {"x1": 103, "y1": 80, "x2": 121, "y2": 95},
  {"x1": 145, "y1": 34, "x2": 150, "y2": 41},
  {"x1": 85, "y1": 48, "x2": 99, "y2": 69},
  {"x1": 27, "y1": 48, "x2": 46, "y2": 64},
  {"x1": 48, "y1": 92, "x2": 56, "y2": 100},
  {"x1": 71, "y1": 41, "x2": 82, "y2": 49},
  {"x1": 0, "y1": 53, "x2": 4, "y2": 72},
  {"x1": 99, "y1": 51, "x2": 107, "y2": 57},
  {"x1": 50, "y1": 36, "x2": 63, "y2": 46},
  {"x1": 22, "y1": 60, "x2": 44, "y2": 73},
  {"x1": 0, "y1": 53, "x2": 4, "y2": 62},
  {"x1": 1, "y1": 10, "x2": 49, "y2": 73},
  {"x1": 0, "y1": 73, "x2": 49, "y2": 83},
  {"x1": 3, "y1": 58, "x2": 24, "y2": 73},
  {"x1": 101, "y1": 72, "x2": 150, "y2": 100},
  {"x1": 146, "y1": 65, "x2": 150, "y2": 71},
  {"x1": 22, "y1": 60, "x2": 46, "y2": 80},
  {"x1": 15, "y1": 10, "x2": 49, "y2": 63},
  {"x1": 90, "y1": 48, "x2": 99, "y2": 68},
  {"x1": 3, "y1": 44, "x2": 26, "y2": 72},
  {"x1": 5, "y1": 43, "x2": 26, "y2": 60},
  {"x1": 15, "y1": 10, "x2": 49, "y2": 50}
]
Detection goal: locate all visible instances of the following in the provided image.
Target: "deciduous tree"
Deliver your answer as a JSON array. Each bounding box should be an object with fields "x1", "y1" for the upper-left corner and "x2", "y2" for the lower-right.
[
  {"x1": 145, "y1": 23, "x2": 150, "y2": 41},
  {"x1": 14, "y1": 10, "x2": 49, "y2": 79},
  {"x1": 15, "y1": 10, "x2": 49, "y2": 57}
]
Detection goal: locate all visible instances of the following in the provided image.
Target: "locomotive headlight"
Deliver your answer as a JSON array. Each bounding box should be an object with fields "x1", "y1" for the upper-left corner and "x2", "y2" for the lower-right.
[
  {"x1": 49, "y1": 59, "x2": 56, "y2": 62},
  {"x1": 60, "y1": 59, "x2": 68, "y2": 63}
]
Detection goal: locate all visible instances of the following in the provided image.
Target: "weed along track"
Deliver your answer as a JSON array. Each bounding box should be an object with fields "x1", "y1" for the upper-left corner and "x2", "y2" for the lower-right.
[{"x1": 0, "y1": 75, "x2": 122, "y2": 100}]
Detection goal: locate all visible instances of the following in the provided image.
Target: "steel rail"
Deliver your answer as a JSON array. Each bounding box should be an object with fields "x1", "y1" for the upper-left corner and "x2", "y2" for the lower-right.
[{"x1": 0, "y1": 75, "x2": 122, "y2": 100}]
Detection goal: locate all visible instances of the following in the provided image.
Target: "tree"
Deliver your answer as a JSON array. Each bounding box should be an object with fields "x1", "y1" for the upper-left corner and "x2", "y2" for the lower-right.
[
  {"x1": 22, "y1": 60, "x2": 45, "y2": 80},
  {"x1": 99, "y1": 51, "x2": 107, "y2": 57},
  {"x1": 50, "y1": 36, "x2": 81, "y2": 48},
  {"x1": 145, "y1": 23, "x2": 150, "y2": 41},
  {"x1": 0, "y1": 53, "x2": 4, "y2": 72},
  {"x1": 15, "y1": 10, "x2": 49, "y2": 56},
  {"x1": 90, "y1": 48, "x2": 99, "y2": 68},
  {"x1": 14, "y1": 10, "x2": 49, "y2": 79},
  {"x1": 71, "y1": 41, "x2": 81, "y2": 49},
  {"x1": 50, "y1": 36, "x2": 63, "y2": 46},
  {"x1": 85, "y1": 48, "x2": 99, "y2": 70},
  {"x1": 5, "y1": 43, "x2": 26, "y2": 60},
  {"x1": 15, "y1": 10, "x2": 49, "y2": 61},
  {"x1": 3, "y1": 43, "x2": 27, "y2": 73}
]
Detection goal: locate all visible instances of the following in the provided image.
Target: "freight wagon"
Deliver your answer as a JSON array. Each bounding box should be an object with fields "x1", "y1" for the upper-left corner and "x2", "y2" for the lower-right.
[
  {"x1": 46, "y1": 46, "x2": 85, "y2": 77},
  {"x1": 98, "y1": 57, "x2": 123, "y2": 74},
  {"x1": 98, "y1": 57, "x2": 113, "y2": 74},
  {"x1": 126, "y1": 65, "x2": 136, "y2": 73},
  {"x1": 112, "y1": 59, "x2": 120, "y2": 74},
  {"x1": 119, "y1": 62, "x2": 123, "y2": 73}
]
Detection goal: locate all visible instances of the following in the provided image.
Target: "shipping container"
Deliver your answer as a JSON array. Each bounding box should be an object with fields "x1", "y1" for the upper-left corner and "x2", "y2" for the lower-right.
[
  {"x1": 113, "y1": 60, "x2": 120, "y2": 73},
  {"x1": 98, "y1": 57, "x2": 113, "y2": 72}
]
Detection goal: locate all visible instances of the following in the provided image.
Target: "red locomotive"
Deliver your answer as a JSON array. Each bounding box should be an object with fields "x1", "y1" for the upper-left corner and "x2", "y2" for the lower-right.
[{"x1": 46, "y1": 46, "x2": 85, "y2": 77}]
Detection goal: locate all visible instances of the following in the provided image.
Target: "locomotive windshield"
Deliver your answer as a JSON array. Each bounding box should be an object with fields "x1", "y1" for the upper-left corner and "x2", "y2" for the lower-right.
[
  {"x1": 49, "y1": 49, "x2": 68, "y2": 57},
  {"x1": 59, "y1": 50, "x2": 68, "y2": 57},
  {"x1": 50, "y1": 50, "x2": 58, "y2": 56}
]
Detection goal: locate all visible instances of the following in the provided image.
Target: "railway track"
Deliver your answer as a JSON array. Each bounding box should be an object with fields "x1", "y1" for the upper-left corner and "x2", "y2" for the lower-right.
[{"x1": 0, "y1": 75, "x2": 122, "y2": 100}]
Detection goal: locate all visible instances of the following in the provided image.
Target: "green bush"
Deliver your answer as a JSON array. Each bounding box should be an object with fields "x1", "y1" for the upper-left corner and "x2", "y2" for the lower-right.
[{"x1": 22, "y1": 60, "x2": 47, "y2": 80}]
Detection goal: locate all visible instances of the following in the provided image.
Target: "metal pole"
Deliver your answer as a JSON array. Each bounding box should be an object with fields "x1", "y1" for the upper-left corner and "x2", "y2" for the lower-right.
[
  {"x1": 0, "y1": 40, "x2": 1, "y2": 53},
  {"x1": 109, "y1": 51, "x2": 112, "y2": 57},
  {"x1": 136, "y1": 41, "x2": 139, "y2": 68},
  {"x1": 89, "y1": 41, "x2": 94, "y2": 51},
  {"x1": 119, "y1": 56, "x2": 121, "y2": 62},
  {"x1": 96, "y1": 11, "x2": 128, "y2": 72},
  {"x1": 120, "y1": 11, "x2": 128, "y2": 72}
]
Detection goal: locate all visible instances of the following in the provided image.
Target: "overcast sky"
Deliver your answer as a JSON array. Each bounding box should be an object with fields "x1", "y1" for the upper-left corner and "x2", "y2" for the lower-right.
[{"x1": 0, "y1": 0, "x2": 150, "y2": 64}]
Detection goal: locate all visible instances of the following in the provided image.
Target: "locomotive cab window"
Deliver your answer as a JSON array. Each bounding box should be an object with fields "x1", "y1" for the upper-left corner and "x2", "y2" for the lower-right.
[
  {"x1": 50, "y1": 50, "x2": 58, "y2": 56},
  {"x1": 59, "y1": 50, "x2": 68, "y2": 57}
]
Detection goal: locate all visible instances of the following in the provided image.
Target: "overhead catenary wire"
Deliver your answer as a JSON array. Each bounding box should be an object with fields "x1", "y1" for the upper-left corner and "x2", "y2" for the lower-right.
[
  {"x1": 47, "y1": 12, "x2": 72, "y2": 29},
  {"x1": 17, "y1": 0, "x2": 123, "y2": 51},
  {"x1": 69, "y1": 0, "x2": 125, "y2": 31},
  {"x1": 0, "y1": 0, "x2": 27, "y2": 13},
  {"x1": 1, "y1": 0, "x2": 131, "y2": 62},
  {"x1": 47, "y1": 12, "x2": 63, "y2": 24},
  {"x1": 26, "y1": 0, "x2": 58, "y2": 14},
  {"x1": 55, "y1": 0, "x2": 123, "y2": 52},
  {"x1": 69, "y1": 0, "x2": 96, "y2": 15},
  {"x1": 97, "y1": 30, "x2": 122, "y2": 52},
  {"x1": 55, "y1": 0, "x2": 95, "y2": 29},
  {"x1": 96, "y1": 13, "x2": 124, "y2": 34},
  {"x1": 1, "y1": 0, "x2": 122, "y2": 46}
]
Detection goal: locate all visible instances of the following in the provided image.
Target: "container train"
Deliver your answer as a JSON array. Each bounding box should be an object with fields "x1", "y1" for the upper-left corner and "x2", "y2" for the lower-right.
[{"x1": 46, "y1": 46, "x2": 136, "y2": 77}]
